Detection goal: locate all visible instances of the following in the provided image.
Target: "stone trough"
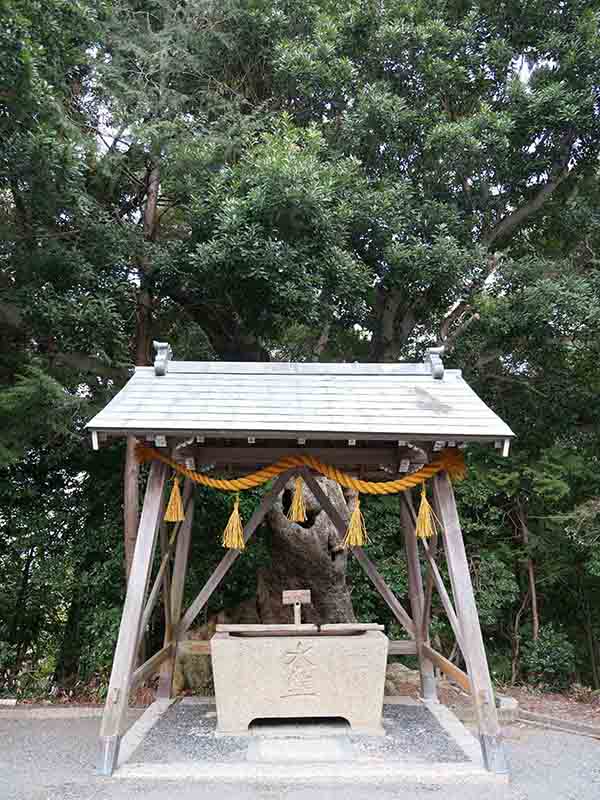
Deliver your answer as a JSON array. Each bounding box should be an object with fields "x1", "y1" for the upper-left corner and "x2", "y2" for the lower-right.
[{"x1": 211, "y1": 622, "x2": 388, "y2": 736}]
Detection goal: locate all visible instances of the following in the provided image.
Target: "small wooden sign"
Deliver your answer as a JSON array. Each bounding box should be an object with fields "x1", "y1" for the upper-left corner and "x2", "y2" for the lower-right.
[{"x1": 282, "y1": 589, "x2": 311, "y2": 605}]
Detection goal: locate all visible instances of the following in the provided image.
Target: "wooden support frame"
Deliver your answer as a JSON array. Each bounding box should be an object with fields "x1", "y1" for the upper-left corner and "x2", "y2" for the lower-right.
[
  {"x1": 177, "y1": 470, "x2": 296, "y2": 637},
  {"x1": 138, "y1": 512, "x2": 184, "y2": 646},
  {"x1": 99, "y1": 460, "x2": 168, "y2": 776},
  {"x1": 420, "y1": 538, "x2": 465, "y2": 653},
  {"x1": 421, "y1": 643, "x2": 470, "y2": 693},
  {"x1": 421, "y1": 532, "x2": 436, "y2": 642},
  {"x1": 403, "y1": 487, "x2": 466, "y2": 662},
  {"x1": 156, "y1": 479, "x2": 195, "y2": 699},
  {"x1": 100, "y1": 458, "x2": 507, "y2": 777},
  {"x1": 131, "y1": 643, "x2": 173, "y2": 689},
  {"x1": 432, "y1": 472, "x2": 508, "y2": 775}
]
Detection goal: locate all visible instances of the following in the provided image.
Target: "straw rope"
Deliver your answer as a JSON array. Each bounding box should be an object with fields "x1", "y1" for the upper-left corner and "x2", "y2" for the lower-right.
[{"x1": 135, "y1": 444, "x2": 466, "y2": 495}]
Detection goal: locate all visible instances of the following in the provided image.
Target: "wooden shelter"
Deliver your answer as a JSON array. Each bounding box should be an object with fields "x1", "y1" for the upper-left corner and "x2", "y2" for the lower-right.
[{"x1": 87, "y1": 343, "x2": 514, "y2": 776}]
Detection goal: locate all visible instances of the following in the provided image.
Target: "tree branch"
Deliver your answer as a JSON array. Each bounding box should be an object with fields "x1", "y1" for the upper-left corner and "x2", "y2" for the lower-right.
[
  {"x1": 482, "y1": 166, "x2": 571, "y2": 248},
  {"x1": 437, "y1": 309, "x2": 480, "y2": 352}
]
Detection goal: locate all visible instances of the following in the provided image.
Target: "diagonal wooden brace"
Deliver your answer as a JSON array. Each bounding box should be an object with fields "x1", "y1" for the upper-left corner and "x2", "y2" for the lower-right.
[
  {"x1": 177, "y1": 470, "x2": 297, "y2": 638},
  {"x1": 301, "y1": 469, "x2": 416, "y2": 639},
  {"x1": 433, "y1": 471, "x2": 508, "y2": 775},
  {"x1": 98, "y1": 461, "x2": 168, "y2": 776}
]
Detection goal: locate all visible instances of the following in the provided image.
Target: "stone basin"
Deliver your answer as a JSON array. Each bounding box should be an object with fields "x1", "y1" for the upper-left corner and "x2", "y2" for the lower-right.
[{"x1": 212, "y1": 626, "x2": 388, "y2": 736}]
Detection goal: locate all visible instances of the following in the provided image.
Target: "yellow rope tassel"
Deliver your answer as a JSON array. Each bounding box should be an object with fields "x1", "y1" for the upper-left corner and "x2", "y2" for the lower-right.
[
  {"x1": 222, "y1": 495, "x2": 245, "y2": 550},
  {"x1": 287, "y1": 476, "x2": 307, "y2": 523},
  {"x1": 343, "y1": 496, "x2": 368, "y2": 548},
  {"x1": 415, "y1": 483, "x2": 441, "y2": 539},
  {"x1": 164, "y1": 476, "x2": 185, "y2": 522}
]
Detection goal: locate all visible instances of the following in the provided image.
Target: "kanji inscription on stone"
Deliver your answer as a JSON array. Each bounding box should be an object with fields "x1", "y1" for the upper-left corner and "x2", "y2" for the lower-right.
[{"x1": 281, "y1": 641, "x2": 317, "y2": 697}]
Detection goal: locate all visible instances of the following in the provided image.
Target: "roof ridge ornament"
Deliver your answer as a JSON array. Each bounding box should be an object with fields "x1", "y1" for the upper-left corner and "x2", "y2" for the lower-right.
[
  {"x1": 153, "y1": 341, "x2": 173, "y2": 376},
  {"x1": 425, "y1": 347, "x2": 445, "y2": 380}
]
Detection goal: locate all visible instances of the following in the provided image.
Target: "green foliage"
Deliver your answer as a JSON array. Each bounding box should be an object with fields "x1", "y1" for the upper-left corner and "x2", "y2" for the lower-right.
[
  {"x1": 472, "y1": 554, "x2": 520, "y2": 628},
  {"x1": 0, "y1": 367, "x2": 84, "y2": 463},
  {"x1": 349, "y1": 496, "x2": 409, "y2": 628},
  {"x1": 522, "y1": 625, "x2": 577, "y2": 689}
]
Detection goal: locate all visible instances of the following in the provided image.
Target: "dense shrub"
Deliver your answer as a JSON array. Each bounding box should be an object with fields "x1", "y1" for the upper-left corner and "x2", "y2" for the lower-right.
[{"x1": 522, "y1": 625, "x2": 576, "y2": 689}]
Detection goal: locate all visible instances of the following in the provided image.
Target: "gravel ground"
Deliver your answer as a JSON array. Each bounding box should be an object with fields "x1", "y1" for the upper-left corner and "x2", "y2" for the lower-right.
[
  {"x1": 1, "y1": 712, "x2": 599, "y2": 800},
  {"x1": 135, "y1": 703, "x2": 467, "y2": 765}
]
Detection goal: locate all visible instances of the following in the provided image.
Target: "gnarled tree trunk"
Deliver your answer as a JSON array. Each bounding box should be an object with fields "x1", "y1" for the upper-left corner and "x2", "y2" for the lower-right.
[{"x1": 257, "y1": 476, "x2": 356, "y2": 625}]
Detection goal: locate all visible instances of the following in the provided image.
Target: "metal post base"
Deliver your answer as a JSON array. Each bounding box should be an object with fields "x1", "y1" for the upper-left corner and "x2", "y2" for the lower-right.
[
  {"x1": 98, "y1": 735, "x2": 121, "y2": 776},
  {"x1": 480, "y1": 733, "x2": 509, "y2": 774},
  {"x1": 420, "y1": 672, "x2": 438, "y2": 702}
]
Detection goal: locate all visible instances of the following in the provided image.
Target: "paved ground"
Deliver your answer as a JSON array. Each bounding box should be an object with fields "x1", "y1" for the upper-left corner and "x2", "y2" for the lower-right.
[{"x1": 1, "y1": 712, "x2": 599, "y2": 800}]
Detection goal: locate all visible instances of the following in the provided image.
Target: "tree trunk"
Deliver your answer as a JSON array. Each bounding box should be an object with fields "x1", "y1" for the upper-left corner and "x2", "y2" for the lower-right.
[
  {"x1": 123, "y1": 158, "x2": 160, "y2": 579},
  {"x1": 53, "y1": 588, "x2": 83, "y2": 686},
  {"x1": 9, "y1": 546, "x2": 34, "y2": 646},
  {"x1": 511, "y1": 588, "x2": 529, "y2": 685},
  {"x1": 584, "y1": 596, "x2": 600, "y2": 690},
  {"x1": 517, "y1": 501, "x2": 539, "y2": 641},
  {"x1": 258, "y1": 476, "x2": 356, "y2": 624}
]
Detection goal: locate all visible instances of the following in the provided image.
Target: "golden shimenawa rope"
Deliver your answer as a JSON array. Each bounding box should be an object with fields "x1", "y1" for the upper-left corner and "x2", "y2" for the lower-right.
[{"x1": 136, "y1": 444, "x2": 466, "y2": 495}]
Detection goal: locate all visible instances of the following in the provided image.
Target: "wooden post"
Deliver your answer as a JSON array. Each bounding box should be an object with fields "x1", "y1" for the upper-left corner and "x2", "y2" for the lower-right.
[
  {"x1": 170, "y1": 481, "x2": 195, "y2": 624},
  {"x1": 400, "y1": 495, "x2": 437, "y2": 701},
  {"x1": 123, "y1": 436, "x2": 140, "y2": 580},
  {"x1": 99, "y1": 461, "x2": 167, "y2": 776},
  {"x1": 156, "y1": 480, "x2": 195, "y2": 699},
  {"x1": 433, "y1": 472, "x2": 507, "y2": 774}
]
